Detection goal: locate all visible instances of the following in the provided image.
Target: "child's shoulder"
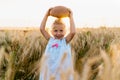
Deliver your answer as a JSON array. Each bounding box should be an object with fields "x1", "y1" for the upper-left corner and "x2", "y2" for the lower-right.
[
  {"x1": 49, "y1": 37, "x2": 65, "y2": 40},
  {"x1": 48, "y1": 37, "x2": 65, "y2": 43},
  {"x1": 48, "y1": 37, "x2": 68, "y2": 43}
]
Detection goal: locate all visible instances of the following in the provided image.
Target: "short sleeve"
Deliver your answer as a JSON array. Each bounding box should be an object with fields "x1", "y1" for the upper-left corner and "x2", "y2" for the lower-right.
[
  {"x1": 47, "y1": 37, "x2": 54, "y2": 45},
  {"x1": 62, "y1": 38, "x2": 70, "y2": 46}
]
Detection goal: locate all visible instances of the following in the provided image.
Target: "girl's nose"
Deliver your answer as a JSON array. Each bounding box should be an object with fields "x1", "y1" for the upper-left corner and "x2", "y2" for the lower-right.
[{"x1": 57, "y1": 32, "x2": 60, "y2": 35}]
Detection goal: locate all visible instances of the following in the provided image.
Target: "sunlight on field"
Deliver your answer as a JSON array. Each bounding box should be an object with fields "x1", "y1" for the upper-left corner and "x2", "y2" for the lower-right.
[
  {"x1": 0, "y1": 27, "x2": 120, "y2": 80},
  {"x1": 0, "y1": 27, "x2": 39, "y2": 30}
]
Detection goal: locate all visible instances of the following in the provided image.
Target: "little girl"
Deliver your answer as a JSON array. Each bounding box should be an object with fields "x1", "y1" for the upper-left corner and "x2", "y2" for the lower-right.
[{"x1": 39, "y1": 7, "x2": 76, "y2": 80}]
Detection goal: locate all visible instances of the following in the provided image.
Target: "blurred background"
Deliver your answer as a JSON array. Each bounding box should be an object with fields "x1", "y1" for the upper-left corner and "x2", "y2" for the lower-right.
[{"x1": 0, "y1": 0, "x2": 120, "y2": 28}]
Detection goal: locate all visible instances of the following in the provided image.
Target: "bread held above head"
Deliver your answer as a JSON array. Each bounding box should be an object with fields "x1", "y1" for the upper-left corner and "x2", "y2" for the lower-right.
[{"x1": 50, "y1": 6, "x2": 69, "y2": 18}]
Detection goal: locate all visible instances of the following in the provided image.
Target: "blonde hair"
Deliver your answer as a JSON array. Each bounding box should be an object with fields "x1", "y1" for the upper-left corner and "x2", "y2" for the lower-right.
[
  {"x1": 52, "y1": 18, "x2": 65, "y2": 29},
  {"x1": 53, "y1": 18, "x2": 63, "y2": 24}
]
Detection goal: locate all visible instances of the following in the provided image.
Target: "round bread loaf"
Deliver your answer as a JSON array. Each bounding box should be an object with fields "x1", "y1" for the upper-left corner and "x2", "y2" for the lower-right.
[{"x1": 50, "y1": 6, "x2": 69, "y2": 18}]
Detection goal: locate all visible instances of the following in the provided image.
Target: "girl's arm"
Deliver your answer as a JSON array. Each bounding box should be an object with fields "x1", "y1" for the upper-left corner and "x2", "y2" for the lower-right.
[
  {"x1": 66, "y1": 9, "x2": 76, "y2": 43},
  {"x1": 40, "y1": 8, "x2": 52, "y2": 40}
]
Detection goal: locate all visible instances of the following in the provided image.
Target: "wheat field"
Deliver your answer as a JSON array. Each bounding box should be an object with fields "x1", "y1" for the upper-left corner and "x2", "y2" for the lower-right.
[{"x1": 0, "y1": 27, "x2": 120, "y2": 80}]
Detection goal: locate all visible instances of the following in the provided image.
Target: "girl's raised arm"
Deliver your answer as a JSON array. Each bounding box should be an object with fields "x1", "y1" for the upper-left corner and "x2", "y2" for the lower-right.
[
  {"x1": 66, "y1": 9, "x2": 76, "y2": 43},
  {"x1": 40, "y1": 8, "x2": 52, "y2": 40}
]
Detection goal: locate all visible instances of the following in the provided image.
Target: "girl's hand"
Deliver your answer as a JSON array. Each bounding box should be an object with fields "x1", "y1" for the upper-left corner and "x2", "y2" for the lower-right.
[
  {"x1": 46, "y1": 8, "x2": 53, "y2": 16},
  {"x1": 67, "y1": 8, "x2": 73, "y2": 17}
]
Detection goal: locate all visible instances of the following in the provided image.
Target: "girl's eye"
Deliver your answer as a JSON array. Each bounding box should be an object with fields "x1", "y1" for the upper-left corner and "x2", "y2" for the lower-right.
[
  {"x1": 54, "y1": 30, "x2": 57, "y2": 32},
  {"x1": 60, "y1": 30, "x2": 63, "y2": 32}
]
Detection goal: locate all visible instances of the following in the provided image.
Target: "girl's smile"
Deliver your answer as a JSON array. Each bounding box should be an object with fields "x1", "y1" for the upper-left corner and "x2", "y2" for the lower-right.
[{"x1": 51, "y1": 23, "x2": 66, "y2": 39}]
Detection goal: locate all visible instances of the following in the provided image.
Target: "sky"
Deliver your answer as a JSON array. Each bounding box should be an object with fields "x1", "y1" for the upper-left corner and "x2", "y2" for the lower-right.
[{"x1": 0, "y1": 0, "x2": 120, "y2": 28}]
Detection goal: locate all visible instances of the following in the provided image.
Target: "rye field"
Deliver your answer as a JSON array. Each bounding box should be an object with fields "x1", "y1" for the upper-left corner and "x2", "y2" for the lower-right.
[{"x1": 0, "y1": 27, "x2": 120, "y2": 80}]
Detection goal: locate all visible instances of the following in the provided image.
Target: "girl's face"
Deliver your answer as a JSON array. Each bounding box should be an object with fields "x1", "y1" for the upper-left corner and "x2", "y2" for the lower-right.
[{"x1": 51, "y1": 24, "x2": 66, "y2": 39}]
